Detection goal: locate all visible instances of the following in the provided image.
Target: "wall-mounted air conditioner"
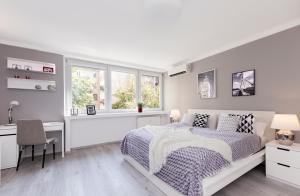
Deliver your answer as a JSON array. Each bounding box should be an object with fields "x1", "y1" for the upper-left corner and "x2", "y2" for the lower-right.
[{"x1": 168, "y1": 64, "x2": 192, "y2": 77}]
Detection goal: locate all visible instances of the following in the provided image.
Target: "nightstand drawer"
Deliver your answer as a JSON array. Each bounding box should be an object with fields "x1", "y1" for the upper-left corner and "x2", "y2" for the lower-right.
[
  {"x1": 266, "y1": 146, "x2": 300, "y2": 168},
  {"x1": 266, "y1": 161, "x2": 300, "y2": 186}
]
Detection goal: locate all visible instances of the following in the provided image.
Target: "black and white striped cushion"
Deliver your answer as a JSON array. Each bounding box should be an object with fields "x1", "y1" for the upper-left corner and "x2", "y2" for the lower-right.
[
  {"x1": 193, "y1": 114, "x2": 210, "y2": 128},
  {"x1": 229, "y1": 114, "x2": 255, "y2": 133}
]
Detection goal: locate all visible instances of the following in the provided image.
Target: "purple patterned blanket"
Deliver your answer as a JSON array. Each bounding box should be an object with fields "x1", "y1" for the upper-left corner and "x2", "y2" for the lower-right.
[{"x1": 121, "y1": 124, "x2": 261, "y2": 196}]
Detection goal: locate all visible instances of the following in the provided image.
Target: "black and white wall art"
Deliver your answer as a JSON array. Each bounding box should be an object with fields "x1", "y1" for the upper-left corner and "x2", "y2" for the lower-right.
[
  {"x1": 198, "y1": 69, "x2": 216, "y2": 98},
  {"x1": 232, "y1": 69, "x2": 255, "y2": 96}
]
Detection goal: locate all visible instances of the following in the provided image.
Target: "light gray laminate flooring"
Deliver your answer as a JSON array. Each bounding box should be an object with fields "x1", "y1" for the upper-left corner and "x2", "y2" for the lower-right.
[{"x1": 0, "y1": 142, "x2": 299, "y2": 196}]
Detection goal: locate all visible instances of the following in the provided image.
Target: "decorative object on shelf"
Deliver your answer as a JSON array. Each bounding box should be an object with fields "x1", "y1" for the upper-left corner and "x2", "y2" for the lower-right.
[
  {"x1": 47, "y1": 84, "x2": 56, "y2": 91},
  {"x1": 7, "y1": 57, "x2": 56, "y2": 74},
  {"x1": 43, "y1": 66, "x2": 54, "y2": 73},
  {"x1": 25, "y1": 76, "x2": 31, "y2": 79},
  {"x1": 71, "y1": 107, "x2": 79, "y2": 116},
  {"x1": 14, "y1": 75, "x2": 20, "y2": 78},
  {"x1": 232, "y1": 69, "x2": 255, "y2": 96},
  {"x1": 137, "y1": 102, "x2": 144, "y2": 113},
  {"x1": 35, "y1": 84, "x2": 42, "y2": 90},
  {"x1": 198, "y1": 69, "x2": 216, "y2": 98},
  {"x1": 170, "y1": 109, "x2": 181, "y2": 123},
  {"x1": 8, "y1": 100, "x2": 20, "y2": 124},
  {"x1": 86, "y1": 105, "x2": 96, "y2": 115},
  {"x1": 7, "y1": 77, "x2": 56, "y2": 91},
  {"x1": 271, "y1": 114, "x2": 300, "y2": 146},
  {"x1": 12, "y1": 64, "x2": 21, "y2": 69},
  {"x1": 24, "y1": 65, "x2": 32, "y2": 71}
]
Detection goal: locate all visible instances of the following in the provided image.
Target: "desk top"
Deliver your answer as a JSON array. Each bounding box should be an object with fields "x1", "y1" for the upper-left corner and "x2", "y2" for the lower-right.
[
  {"x1": 0, "y1": 122, "x2": 64, "y2": 131},
  {"x1": 0, "y1": 122, "x2": 64, "y2": 130}
]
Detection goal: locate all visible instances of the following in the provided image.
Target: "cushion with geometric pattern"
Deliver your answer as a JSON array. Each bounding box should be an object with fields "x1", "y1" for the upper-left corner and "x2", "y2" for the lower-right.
[
  {"x1": 217, "y1": 115, "x2": 240, "y2": 132},
  {"x1": 229, "y1": 113, "x2": 255, "y2": 134},
  {"x1": 193, "y1": 114, "x2": 210, "y2": 128}
]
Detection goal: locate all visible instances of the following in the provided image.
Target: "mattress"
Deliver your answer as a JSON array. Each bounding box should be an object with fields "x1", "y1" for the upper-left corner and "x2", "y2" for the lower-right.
[{"x1": 121, "y1": 124, "x2": 261, "y2": 196}]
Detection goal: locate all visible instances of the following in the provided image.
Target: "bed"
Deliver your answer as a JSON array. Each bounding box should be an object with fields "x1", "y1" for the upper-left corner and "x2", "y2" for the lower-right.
[{"x1": 121, "y1": 109, "x2": 275, "y2": 196}]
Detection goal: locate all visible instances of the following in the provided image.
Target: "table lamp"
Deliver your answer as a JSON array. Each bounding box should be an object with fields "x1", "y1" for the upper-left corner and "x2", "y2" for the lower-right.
[
  {"x1": 271, "y1": 114, "x2": 300, "y2": 146},
  {"x1": 170, "y1": 109, "x2": 181, "y2": 123},
  {"x1": 8, "y1": 100, "x2": 20, "y2": 124}
]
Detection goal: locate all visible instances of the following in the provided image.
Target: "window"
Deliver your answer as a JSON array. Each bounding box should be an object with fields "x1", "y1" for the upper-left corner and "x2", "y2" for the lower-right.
[
  {"x1": 67, "y1": 59, "x2": 163, "y2": 114},
  {"x1": 111, "y1": 70, "x2": 137, "y2": 110},
  {"x1": 141, "y1": 74, "x2": 160, "y2": 109},
  {"x1": 72, "y1": 66, "x2": 105, "y2": 111}
]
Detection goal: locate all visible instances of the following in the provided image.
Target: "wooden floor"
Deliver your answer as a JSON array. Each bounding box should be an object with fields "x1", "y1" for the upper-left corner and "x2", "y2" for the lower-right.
[{"x1": 1, "y1": 142, "x2": 299, "y2": 196}]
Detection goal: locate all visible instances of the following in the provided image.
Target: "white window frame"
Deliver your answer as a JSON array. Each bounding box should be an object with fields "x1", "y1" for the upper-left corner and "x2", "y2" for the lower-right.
[
  {"x1": 109, "y1": 66, "x2": 138, "y2": 112},
  {"x1": 139, "y1": 70, "x2": 163, "y2": 111},
  {"x1": 65, "y1": 58, "x2": 163, "y2": 116},
  {"x1": 66, "y1": 59, "x2": 108, "y2": 114}
]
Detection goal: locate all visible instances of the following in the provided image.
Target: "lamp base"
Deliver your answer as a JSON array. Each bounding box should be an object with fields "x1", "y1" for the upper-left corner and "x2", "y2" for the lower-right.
[{"x1": 275, "y1": 130, "x2": 295, "y2": 146}]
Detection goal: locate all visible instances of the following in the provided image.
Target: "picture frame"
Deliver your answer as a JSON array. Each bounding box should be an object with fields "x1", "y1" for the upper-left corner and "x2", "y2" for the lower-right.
[
  {"x1": 197, "y1": 69, "x2": 216, "y2": 98},
  {"x1": 232, "y1": 69, "x2": 255, "y2": 97},
  {"x1": 86, "y1": 105, "x2": 96, "y2": 115}
]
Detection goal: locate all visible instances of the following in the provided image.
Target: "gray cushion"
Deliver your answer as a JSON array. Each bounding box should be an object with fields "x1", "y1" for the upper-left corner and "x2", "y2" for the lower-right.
[{"x1": 217, "y1": 115, "x2": 240, "y2": 132}]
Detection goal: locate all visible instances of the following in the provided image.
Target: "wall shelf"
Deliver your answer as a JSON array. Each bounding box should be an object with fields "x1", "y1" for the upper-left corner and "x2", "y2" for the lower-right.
[
  {"x1": 7, "y1": 57, "x2": 56, "y2": 74},
  {"x1": 7, "y1": 77, "x2": 56, "y2": 91}
]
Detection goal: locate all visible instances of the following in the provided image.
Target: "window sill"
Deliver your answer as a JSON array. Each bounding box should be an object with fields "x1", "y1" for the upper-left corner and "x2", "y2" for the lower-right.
[{"x1": 64, "y1": 111, "x2": 169, "y2": 120}]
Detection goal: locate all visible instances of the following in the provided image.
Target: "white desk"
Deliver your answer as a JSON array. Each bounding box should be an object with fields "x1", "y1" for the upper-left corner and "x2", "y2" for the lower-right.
[{"x1": 0, "y1": 122, "x2": 64, "y2": 169}]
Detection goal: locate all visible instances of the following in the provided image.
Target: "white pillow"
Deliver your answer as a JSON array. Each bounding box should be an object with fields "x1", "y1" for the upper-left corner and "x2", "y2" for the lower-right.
[
  {"x1": 180, "y1": 113, "x2": 195, "y2": 126},
  {"x1": 207, "y1": 114, "x2": 218, "y2": 129},
  {"x1": 254, "y1": 121, "x2": 267, "y2": 138},
  {"x1": 217, "y1": 115, "x2": 240, "y2": 132}
]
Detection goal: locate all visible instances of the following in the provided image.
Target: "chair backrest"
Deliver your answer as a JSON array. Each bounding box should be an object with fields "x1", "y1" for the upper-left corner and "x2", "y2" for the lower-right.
[{"x1": 17, "y1": 120, "x2": 47, "y2": 145}]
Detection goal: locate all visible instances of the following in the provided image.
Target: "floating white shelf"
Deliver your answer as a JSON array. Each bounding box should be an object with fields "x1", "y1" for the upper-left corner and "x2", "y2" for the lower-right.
[
  {"x1": 7, "y1": 57, "x2": 56, "y2": 74},
  {"x1": 7, "y1": 77, "x2": 56, "y2": 91}
]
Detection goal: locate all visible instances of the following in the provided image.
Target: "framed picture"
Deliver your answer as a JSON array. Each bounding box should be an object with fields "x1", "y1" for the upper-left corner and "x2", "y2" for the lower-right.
[
  {"x1": 198, "y1": 69, "x2": 216, "y2": 98},
  {"x1": 86, "y1": 105, "x2": 96, "y2": 115},
  {"x1": 232, "y1": 69, "x2": 255, "y2": 97}
]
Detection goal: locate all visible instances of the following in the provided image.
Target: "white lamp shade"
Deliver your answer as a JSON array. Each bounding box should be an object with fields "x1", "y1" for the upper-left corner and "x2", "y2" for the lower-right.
[
  {"x1": 271, "y1": 114, "x2": 300, "y2": 131},
  {"x1": 9, "y1": 100, "x2": 20, "y2": 107},
  {"x1": 170, "y1": 109, "x2": 181, "y2": 120}
]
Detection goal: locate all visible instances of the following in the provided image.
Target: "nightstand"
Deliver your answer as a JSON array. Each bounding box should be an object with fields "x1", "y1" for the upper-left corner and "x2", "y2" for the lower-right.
[{"x1": 266, "y1": 140, "x2": 300, "y2": 188}]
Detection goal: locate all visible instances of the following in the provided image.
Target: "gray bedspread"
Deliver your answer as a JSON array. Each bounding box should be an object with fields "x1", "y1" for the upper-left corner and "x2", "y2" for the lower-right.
[{"x1": 121, "y1": 124, "x2": 261, "y2": 196}]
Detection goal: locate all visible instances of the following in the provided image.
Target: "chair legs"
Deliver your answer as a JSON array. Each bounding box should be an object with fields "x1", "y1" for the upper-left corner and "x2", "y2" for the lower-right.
[
  {"x1": 42, "y1": 144, "x2": 46, "y2": 168},
  {"x1": 16, "y1": 146, "x2": 23, "y2": 171},
  {"x1": 32, "y1": 145, "x2": 34, "y2": 161},
  {"x1": 53, "y1": 143, "x2": 56, "y2": 160},
  {"x1": 17, "y1": 143, "x2": 55, "y2": 170}
]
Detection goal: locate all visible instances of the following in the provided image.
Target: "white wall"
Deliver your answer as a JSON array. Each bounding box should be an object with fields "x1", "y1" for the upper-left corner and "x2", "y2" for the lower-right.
[
  {"x1": 163, "y1": 75, "x2": 180, "y2": 112},
  {"x1": 65, "y1": 113, "x2": 169, "y2": 150}
]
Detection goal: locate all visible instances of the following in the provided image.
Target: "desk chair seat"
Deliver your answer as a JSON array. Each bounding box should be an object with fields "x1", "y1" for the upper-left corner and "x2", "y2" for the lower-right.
[
  {"x1": 47, "y1": 138, "x2": 58, "y2": 144},
  {"x1": 16, "y1": 120, "x2": 57, "y2": 171}
]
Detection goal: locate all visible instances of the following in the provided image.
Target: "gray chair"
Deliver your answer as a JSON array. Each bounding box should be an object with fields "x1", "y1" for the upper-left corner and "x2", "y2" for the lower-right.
[{"x1": 16, "y1": 120, "x2": 57, "y2": 170}]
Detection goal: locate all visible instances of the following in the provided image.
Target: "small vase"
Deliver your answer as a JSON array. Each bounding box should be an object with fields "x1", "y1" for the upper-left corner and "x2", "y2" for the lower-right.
[{"x1": 138, "y1": 107, "x2": 143, "y2": 113}]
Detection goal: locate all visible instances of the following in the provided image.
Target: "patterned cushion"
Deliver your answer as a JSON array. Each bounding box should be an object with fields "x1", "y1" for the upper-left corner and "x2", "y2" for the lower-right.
[
  {"x1": 217, "y1": 115, "x2": 240, "y2": 132},
  {"x1": 229, "y1": 114, "x2": 255, "y2": 134},
  {"x1": 193, "y1": 114, "x2": 210, "y2": 128}
]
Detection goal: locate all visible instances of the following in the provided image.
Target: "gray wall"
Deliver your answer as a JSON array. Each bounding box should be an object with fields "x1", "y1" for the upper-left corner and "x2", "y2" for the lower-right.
[
  {"x1": 0, "y1": 44, "x2": 64, "y2": 124},
  {"x1": 165, "y1": 26, "x2": 300, "y2": 141}
]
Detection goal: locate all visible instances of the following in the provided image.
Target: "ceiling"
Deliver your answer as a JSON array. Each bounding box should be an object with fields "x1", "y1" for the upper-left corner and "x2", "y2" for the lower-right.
[{"x1": 0, "y1": 0, "x2": 299, "y2": 71}]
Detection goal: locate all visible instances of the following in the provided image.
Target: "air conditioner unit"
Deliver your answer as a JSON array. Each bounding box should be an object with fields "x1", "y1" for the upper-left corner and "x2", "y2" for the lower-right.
[{"x1": 168, "y1": 64, "x2": 192, "y2": 77}]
